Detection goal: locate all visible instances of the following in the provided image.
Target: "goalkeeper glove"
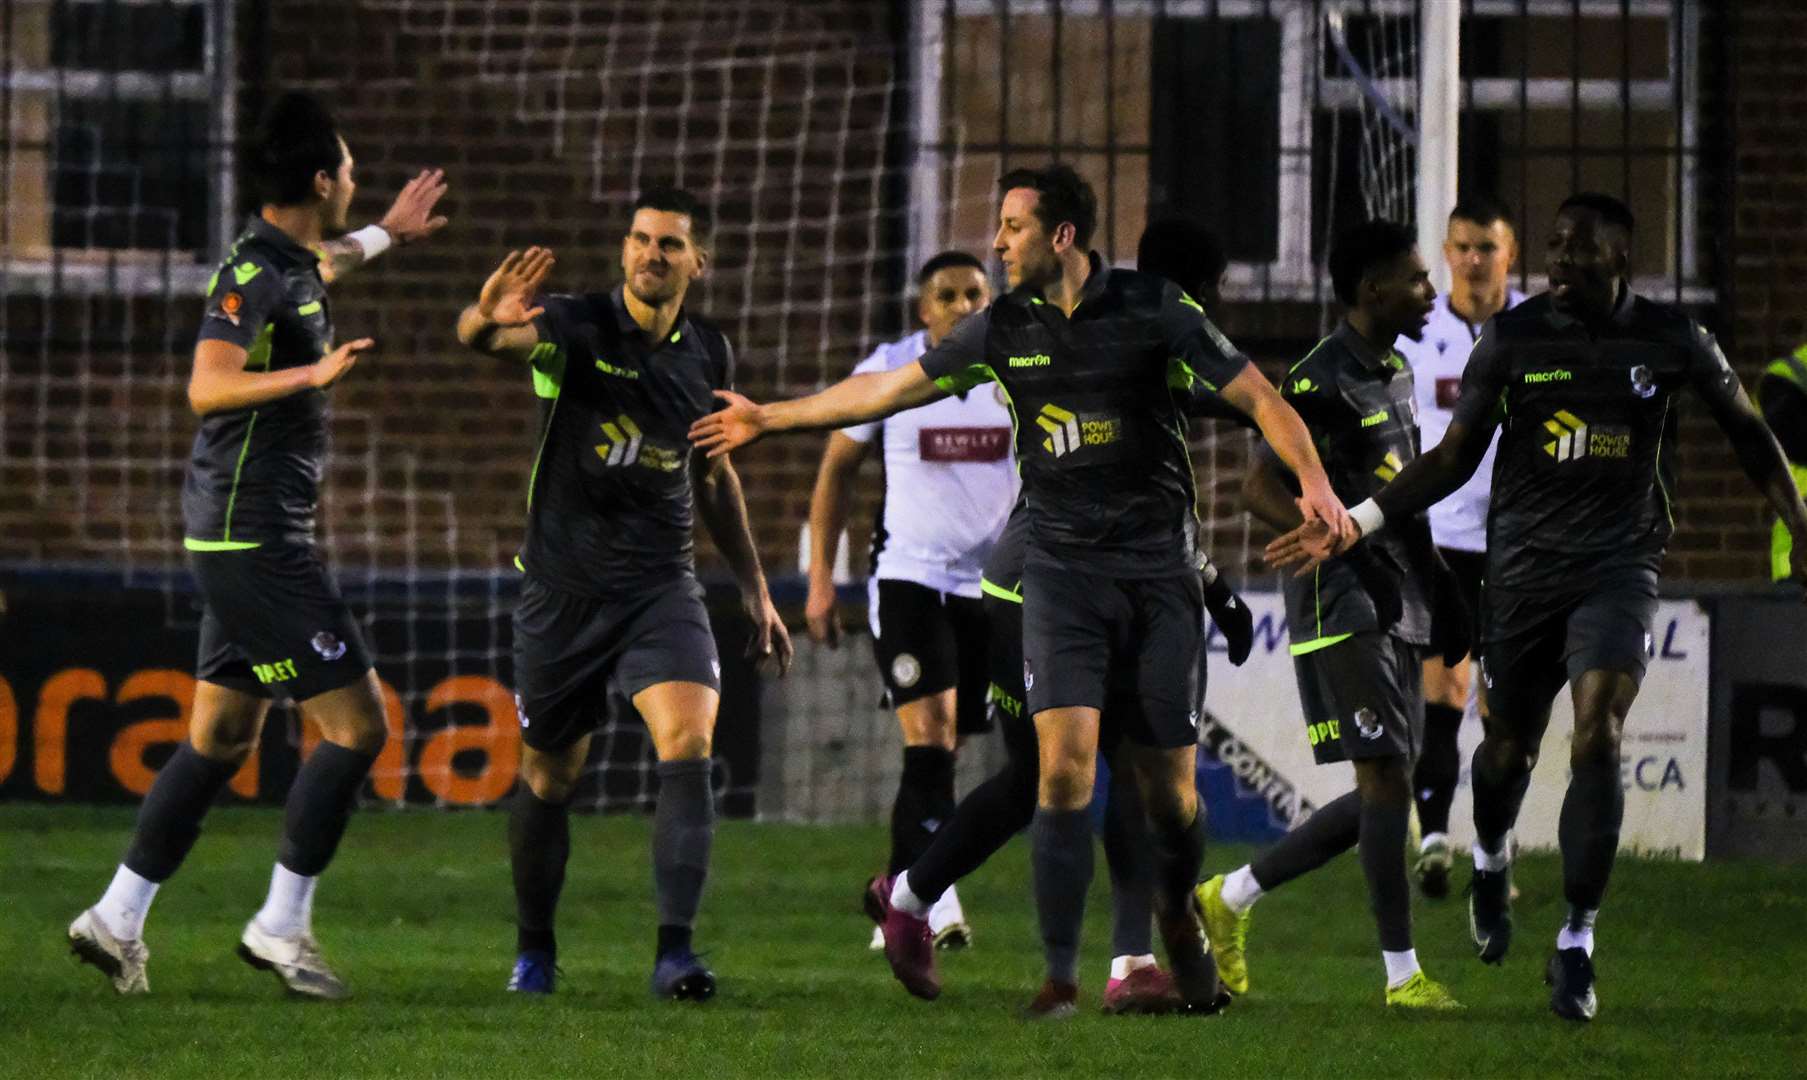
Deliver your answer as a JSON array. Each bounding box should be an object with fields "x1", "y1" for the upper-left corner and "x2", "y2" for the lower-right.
[{"x1": 1201, "y1": 561, "x2": 1254, "y2": 666}]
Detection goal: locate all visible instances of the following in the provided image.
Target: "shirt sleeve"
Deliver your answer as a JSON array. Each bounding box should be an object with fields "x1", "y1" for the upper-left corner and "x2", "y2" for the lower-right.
[
  {"x1": 837, "y1": 348, "x2": 890, "y2": 444},
  {"x1": 916, "y1": 309, "x2": 994, "y2": 394},
  {"x1": 1684, "y1": 320, "x2": 1743, "y2": 412},
  {"x1": 196, "y1": 253, "x2": 283, "y2": 352},
  {"x1": 527, "y1": 295, "x2": 583, "y2": 399},
  {"x1": 1158, "y1": 281, "x2": 1252, "y2": 394},
  {"x1": 1447, "y1": 317, "x2": 1512, "y2": 436}
]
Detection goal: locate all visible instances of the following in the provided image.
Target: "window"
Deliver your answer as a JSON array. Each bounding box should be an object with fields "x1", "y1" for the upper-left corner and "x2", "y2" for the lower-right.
[
  {"x1": 912, "y1": 0, "x2": 1709, "y2": 305},
  {"x1": 1, "y1": 0, "x2": 234, "y2": 295}
]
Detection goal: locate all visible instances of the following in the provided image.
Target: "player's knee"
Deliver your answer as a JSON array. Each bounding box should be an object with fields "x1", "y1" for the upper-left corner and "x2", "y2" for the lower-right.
[
  {"x1": 1354, "y1": 757, "x2": 1412, "y2": 806},
  {"x1": 654, "y1": 728, "x2": 712, "y2": 762},
  {"x1": 1039, "y1": 765, "x2": 1093, "y2": 811},
  {"x1": 520, "y1": 756, "x2": 578, "y2": 803},
  {"x1": 191, "y1": 727, "x2": 258, "y2": 767}
]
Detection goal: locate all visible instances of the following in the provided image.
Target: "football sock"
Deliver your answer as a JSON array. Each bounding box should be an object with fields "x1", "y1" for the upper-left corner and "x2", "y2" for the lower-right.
[
  {"x1": 1358, "y1": 792, "x2": 1414, "y2": 953},
  {"x1": 1470, "y1": 738, "x2": 1533, "y2": 858},
  {"x1": 1248, "y1": 788, "x2": 1362, "y2": 892},
  {"x1": 1383, "y1": 948, "x2": 1422, "y2": 989},
  {"x1": 1220, "y1": 865, "x2": 1265, "y2": 914},
  {"x1": 1031, "y1": 807, "x2": 1094, "y2": 986},
  {"x1": 652, "y1": 758, "x2": 715, "y2": 930},
  {"x1": 1147, "y1": 805, "x2": 1208, "y2": 927},
  {"x1": 277, "y1": 742, "x2": 376, "y2": 877},
  {"x1": 1558, "y1": 758, "x2": 1624, "y2": 913},
  {"x1": 1109, "y1": 953, "x2": 1158, "y2": 981},
  {"x1": 1414, "y1": 703, "x2": 1464, "y2": 835},
  {"x1": 1557, "y1": 907, "x2": 1598, "y2": 956},
  {"x1": 888, "y1": 746, "x2": 956, "y2": 875},
  {"x1": 121, "y1": 741, "x2": 238, "y2": 883},
  {"x1": 903, "y1": 737, "x2": 1036, "y2": 903},
  {"x1": 252, "y1": 862, "x2": 317, "y2": 939},
  {"x1": 656, "y1": 924, "x2": 693, "y2": 962},
  {"x1": 1472, "y1": 838, "x2": 1513, "y2": 873},
  {"x1": 509, "y1": 785, "x2": 570, "y2": 958},
  {"x1": 890, "y1": 870, "x2": 931, "y2": 918},
  {"x1": 1102, "y1": 766, "x2": 1155, "y2": 960},
  {"x1": 94, "y1": 864, "x2": 160, "y2": 941}
]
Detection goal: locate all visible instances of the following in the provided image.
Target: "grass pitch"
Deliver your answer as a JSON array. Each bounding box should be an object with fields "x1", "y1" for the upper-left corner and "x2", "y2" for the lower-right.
[{"x1": 3, "y1": 803, "x2": 1804, "y2": 1078}]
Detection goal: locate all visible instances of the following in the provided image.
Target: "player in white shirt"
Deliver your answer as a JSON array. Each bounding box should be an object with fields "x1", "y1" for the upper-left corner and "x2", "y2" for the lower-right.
[
  {"x1": 804, "y1": 251, "x2": 1015, "y2": 949},
  {"x1": 1393, "y1": 195, "x2": 1525, "y2": 898}
]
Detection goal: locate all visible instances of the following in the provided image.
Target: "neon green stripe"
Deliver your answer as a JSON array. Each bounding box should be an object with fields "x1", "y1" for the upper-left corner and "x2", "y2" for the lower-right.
[
  {"x1": 530, "y1": 342, "x2": 565, "y2": 399},
  {"x1": 1289, "y1": 631, "x2": 1353, "y2": 656},
  {"x1": 297, "y1": 300, "x2": 322, "y2": 316},
  {"x1": 979, "y1": 577, "x2": 1022, "y2": 604},
  {"x1": 1285, "y1": 336, "x2": 1334, "y2": 378},
  {"x1": 221, "y1": 410, "x2": 259, "y2": 542},
  {"x1": 514, "y1": 554, "x2": 526, "y2": 572},
  {"x1": 184, "y1": 538, "x2": 262, "y2": 552},
  {"x1": 525, "y1": 371, "x2": 565, "y2": 509}
]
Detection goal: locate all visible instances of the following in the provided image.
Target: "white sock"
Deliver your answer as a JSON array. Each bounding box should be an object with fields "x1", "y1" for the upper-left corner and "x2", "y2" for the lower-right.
[
  {"x1": 253, "y1": 864, "x2": 318, "y2": 939},
  {"x1": 1220, "y1": 865, "x2": 1264, "y2": 913},
  {"x1": 1472, "y1": 836, "x2": 1513, "y2": 873},
  {"x1": 1420, "y1": 830, "x2": 1448, "y2": 853},
  {"x1": 1109, "y1": 953, "x2": 1157, "y2": 981},
  {"x1": 1383, "y1": 948, "x2": 1422, "y2": 989},
  {"x1": 1558, "y1": 907, "x2": 1597, "y2": 955},
  {"x1": 94, "y1": 864, "x2": 159, "y2": 941},
  {"x1": 890, "y1": 870, "x2": 931, "y2": 918}
]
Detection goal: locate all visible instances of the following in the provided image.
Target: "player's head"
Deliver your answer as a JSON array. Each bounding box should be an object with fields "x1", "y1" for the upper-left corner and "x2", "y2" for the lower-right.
[
  {"x1": 623, "y1": 186, "x2": 712, "y2": 307},
  {"x1": 1550, "y1": 192, "x2": 1634, "y2": 318},
  {"x1": 1137, "y1": 215, "x2": 1230, "y2": 311},
  {"x1": 994, "y1": 164, "x2": 1097, "y2": 290},
  {"x1": 916, "y1": 250, "x2": 990, "y2": 346},
  {"x1": 1445, "y1": 194, "x2": 1517, "y2": 300},
  {"x1": 1329, "y1": 218, "x2": 1436, "y2": 342},
  {"x1": 248, "y1": 91, "x2": 354, "y2": 230}
]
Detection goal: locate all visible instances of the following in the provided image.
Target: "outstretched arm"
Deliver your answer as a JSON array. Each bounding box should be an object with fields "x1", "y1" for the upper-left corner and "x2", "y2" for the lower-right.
[
  {"x1": 1218, "y1": 364, "x2": 1349, "y2": 537},
  {"x1": 692, "y1": 452, "x2": 795, "y2": 673},
  {"x1": 1240, "y1": 447, "x2": 1304, "y2": 534},
  {"x1": 315, "y1": 168, "x2": 450, "y2": 283},
  {"x1": 456, "y1": 247, "x2": 555, "y2": 362},
  {"x1": 689, "y1": 362, "x2": 947, "y2": 458}
]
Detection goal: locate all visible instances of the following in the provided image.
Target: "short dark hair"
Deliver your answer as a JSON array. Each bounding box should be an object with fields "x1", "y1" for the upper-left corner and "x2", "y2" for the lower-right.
[
  {"x1": 917, "y1": 250, "x2": 986, "y2": 286},
  {"x1": 632, "y1": 185, "x2": 713, "y2": 249},
  {"x1": 997, "y1": 164, "x2": 1099, "y2": 249},
  {"x1": 1558, "y1": 191, "x2": 1636, "y2": 241},
  {"x1": 247, "y1": 91, "x2": 344, "y2": 207},
  {"x1": 1328, "y1": 218, "x2": 1417, "y2": 307},
  {"x1": 1137, "y1": 215, "x2": 1229, "y2": 297},
  {"x1": 1449, "y1": 193, "x2": 1514, "y2": 231}
]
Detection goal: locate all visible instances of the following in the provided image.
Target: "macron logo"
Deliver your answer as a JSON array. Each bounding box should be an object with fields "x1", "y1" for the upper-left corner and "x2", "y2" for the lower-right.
[
  {"x1": 1008, "y1": 354, "x2": 1052, "y2": 368},
  {"x1": 1525, "y1": 369, "x2": 1573, "y2": 384}
]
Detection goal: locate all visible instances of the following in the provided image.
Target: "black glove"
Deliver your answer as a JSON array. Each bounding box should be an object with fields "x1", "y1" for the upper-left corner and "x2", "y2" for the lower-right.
[
  {"x1": 1429, "y1": 550, "x2": 1473, "y2": 667},
  {"x1": 1202, "y1": 565, "x2": 1254, "y2": 666}
]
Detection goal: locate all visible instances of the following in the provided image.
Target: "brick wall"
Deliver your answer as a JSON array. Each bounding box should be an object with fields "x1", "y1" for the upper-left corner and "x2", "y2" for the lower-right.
[{"x1": 2, "y1": 0, "x2": 1800, "y2": 585}]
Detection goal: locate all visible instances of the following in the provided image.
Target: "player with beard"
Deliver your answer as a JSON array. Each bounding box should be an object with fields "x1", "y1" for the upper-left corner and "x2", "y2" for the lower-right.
[{"x1": 456, "y1": 188, "x2": 792, "y2": 1001}]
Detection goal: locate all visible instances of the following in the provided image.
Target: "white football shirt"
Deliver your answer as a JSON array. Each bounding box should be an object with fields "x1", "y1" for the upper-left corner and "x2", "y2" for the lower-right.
[
  {"x1": 1395, "y1": 289, "x2": 1527, "y2": 553},
  {"x1": 839, "y1": 329, "x2": 1018, "y2": 622}
]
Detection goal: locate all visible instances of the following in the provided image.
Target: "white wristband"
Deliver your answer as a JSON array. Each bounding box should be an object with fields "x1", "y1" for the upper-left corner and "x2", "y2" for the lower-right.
[
  {"x1": 348, "y1": 224, "x2": 392, "y2": 260},
  {"x1": 1350, "y1": 497, "x2": 1387, "y2": 538}
]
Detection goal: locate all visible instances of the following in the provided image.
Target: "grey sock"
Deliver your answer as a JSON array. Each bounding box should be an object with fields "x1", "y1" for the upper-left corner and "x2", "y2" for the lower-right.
[
  {"x1": 1102, "y1": 770, "x2": 1154, "y2": 958},
  {"x1": 1031, "y1": 807, "x2": 1094, "y2": 985},
  {"x1": 1249, "y1": 789, "x2": 1362, "y2": 891},
  {"x1": 652, "y1": 759, "x2": 715, "y2": 927},
  {"x1": 1357, "y1": 793, "x2": 1414, "y2": 952}
]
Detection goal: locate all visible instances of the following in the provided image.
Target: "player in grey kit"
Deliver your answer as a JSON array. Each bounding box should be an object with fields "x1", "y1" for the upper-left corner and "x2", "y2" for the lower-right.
[
  {"x1": 455, "y1": 188, "x2": 791, "y2": 1002},
  {"x1": 1269, "y1": 193, "x2": 1807, "y2": 1022}
]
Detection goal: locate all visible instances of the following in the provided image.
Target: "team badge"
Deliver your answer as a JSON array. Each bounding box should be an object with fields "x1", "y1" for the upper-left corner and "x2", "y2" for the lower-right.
[
  {"x1": 215, "y1": 291, "x2": 244, "y2": 326},
  {"x1": 310, "y1": 631, "x2": 347, "y2": 661},
  {"x1": 892, "y1": 653, "x2": 921, "y2": 689},
  {"x1": 1353, "y1": 707, "x2": 1384, "y2": 741},
  {"x1": 1629, "y1": 364, "x2": 1657, "y2": 399},
  {"x1": 1023, "y1": 660, "x2": 1035, "y2": 692}
]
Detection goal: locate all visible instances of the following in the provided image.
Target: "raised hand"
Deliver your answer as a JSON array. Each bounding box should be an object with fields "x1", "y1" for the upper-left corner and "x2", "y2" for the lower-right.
[
  {"x1": 477, "y1": 247, "x2": 555, "y2": 327},
  {"x1": 688, "y1": 389, "x2": 769, "y2": 459},
  {"x1": 378, "y1": 168, "x2": 450, "y2": 245}
]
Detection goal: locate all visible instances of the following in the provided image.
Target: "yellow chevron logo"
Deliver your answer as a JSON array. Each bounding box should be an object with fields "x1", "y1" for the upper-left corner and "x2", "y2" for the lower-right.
[
  {"x1": 1374, "y1": 450, "x2": 1404, "y2": 482},
  {"x1": 1036, "y1": 403, "x2": 1081, "y2": 456},
  {"x1": 1542, "y1": 410, "x2": 1588, "y2": 462},
  {"x1": 595, "y1": 413, "x2": 644, "y2": 466}
]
